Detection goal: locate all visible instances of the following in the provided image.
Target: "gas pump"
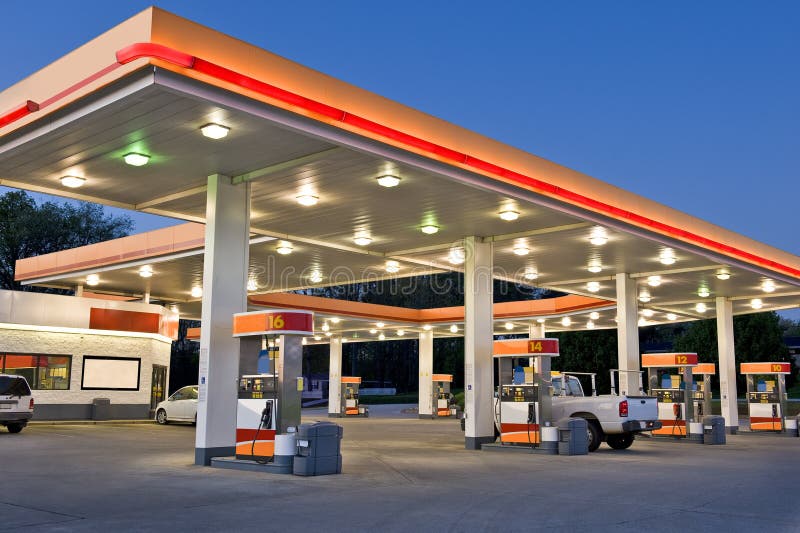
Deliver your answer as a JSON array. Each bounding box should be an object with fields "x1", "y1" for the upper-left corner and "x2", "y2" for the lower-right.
[
  {"x1": 691, "y1": 363, "x2": 715, "y2": 419},
  {"x1": 642, "y1": 353, "x2": 698, "y2": 437},
  {"x1": 493, "y1": 339, "x2": 559, "y2": 448},
  {"x1": 236, "y1": 374, "x2": 278, "y2": 461},
  {"x1": 340, "y1": 376, "x2": 368, "y2": 417},
  {"x1": 741, "y1": 362, "x2": 791, "y2": 432},
  {"x1": 432, "y1": 374, "x2": 455, "y2": 418}
]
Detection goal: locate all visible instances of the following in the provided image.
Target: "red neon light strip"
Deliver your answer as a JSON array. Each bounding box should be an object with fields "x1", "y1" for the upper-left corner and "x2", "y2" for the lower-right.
[
  {"x1": 2, "y1": 42, "x2": 799, "y2": 279},
  {"x1": 0, "y1": 100, "x2": 38, "y2": 128}
]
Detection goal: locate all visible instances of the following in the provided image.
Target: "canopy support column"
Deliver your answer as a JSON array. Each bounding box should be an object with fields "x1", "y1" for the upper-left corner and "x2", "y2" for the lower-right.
[
  {"x1": 615, "y1": 273, "x2": 641, "y2": 395},
  {"x1": 716, "y1": 297, "x2": 738, "y2": 433},
  {"x1": 328, "y1": 336, "x2": 342, "y2": 417},
  {"x1": 418, "y1": 331, "x2": 434, "y2": 418}
]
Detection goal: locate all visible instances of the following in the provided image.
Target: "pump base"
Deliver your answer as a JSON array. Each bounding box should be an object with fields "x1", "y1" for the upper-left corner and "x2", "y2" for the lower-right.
[
  {"x1": 210, "y1": 456, "x2": 293, "y2": 474},
  {"x1": 195, "y1": 446, "x2": 235, "y2": 466},
  {"x1": 464, "y1": 436, "x2": 495, "y2": 450},
  {"x1": 481, "y1": 442, "x2": 558, "y2": 455}
]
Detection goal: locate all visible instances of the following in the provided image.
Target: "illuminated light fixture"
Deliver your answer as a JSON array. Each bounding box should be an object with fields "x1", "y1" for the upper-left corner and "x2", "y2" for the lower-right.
[
  {"x1": 422, "y1": 324, "x2": 432, "y2": 331},
  {"x1": 385, "y1": 260, "x2": 400, "y2": 274},
  {"x1": 397, "y1": 330, "x2": 405, "y2": 337},
  {"x1": 589, "y1": 227, "x2": 608, "y2": 246},
  {"x1": 697, "y1": 287, "x2": 710, "y2": 298},
  {"x1": 331, "y1": 317, "x2": 341, "y2": 324},
  {"x1": 638, "y1": 291, "x2": 651, "y2": 303},
  {"x1": 314, "y1": 335, "x2": 322, "y2": 341},
  {"x1": 647, "y1": 276, "x2": 662, "y2": 287},
  {"x1": 123, "y1": 153, "x2": 150, "y2": 167},
  {"x1": 308, "y1": 271, "x2": 323, "y2": 283},
  {"x1": 536, "y1": 318, "x2": 545, "y2": 324},
  {"x1": 138, "y1": 265, "x2": 153, "y2": 278},
  {"x1": 378, "y1": 333, "x2": 386, "y2": 341},
  {"x1": 60, "y1": 175, "x2": 85, "y2": 188},
  {"x1": 586, "y1": 281, "x2": 600, "y2": 293},
  {"x1": 523, "y1": 267, "x2": 538, "y2": 280},
  {"x1": 376, "y1": 322, "x2": 385, "y2": 328},
  {"x1": 86, "y1": 274, "x2": 100, "y2": 286},
  {"x1": 638, "y1": 318, "x2": 647, "y2": 327},
  {"x1": 504, "y1": 322, "x2": 514, "y2": 331},
  {"x1": 716, "y1": 269, "x2": 731, "y2": 281},
  {"x1": 296, "y1": 194, "x2": 319, "y2": 207},
  {"x1": 353, "y1": 233, "x2": 372, "y2": 246},
  {"x1": 325, "y1": 331, "x2": 332, "y2": 337},
  {"x1": 587, "y1": 261, "x2": 603, "y2": 274},
  {"x1": 512, "y1": 245, "x2": 529, "y2": 256},
  {"x1": 449, "y1": 324, "x2": 459, "y2": 333},
  {"x1": 613, "y1": 316, "x2": 619, "y2": 323},
  {"x1": 659, "y1": 249, "x2": 676, "y2": 265},
  {"x1": 448, "y1": 248, "x2": 465, "y2": 265},
  {"x1": 200, "y1": 123, "x2": 230, "y2": 139},
  {"x1": 750, "y1": 298, "x2": 764, "y2": 310},
  {"x1": 321, "y1": 323, "x2": 330, "y2": 332},
  {"x1": 170, "y1": 305, "x2": 179, "y2": 313},
  {"x1": 276, "y1": 242, "x2": 293, "y2": 255},
  {"x1": 369, "y1": 329, "x2": 377, "y2": 334},
  {"x1": 589, "y1": 311, "x2": 600, "y2": 320},
  {"x1": 342, "y1": 338, "x2": 348, "y2": 343},
  {"x1": 561, "y1": 317, "x2": 572, "y2": 327},
  {"x1": 642, "y1": 309, "x2": 654, "y2": 318},
  {"x1": 761, "y1": 280, "x2": 776, "y2": 293},
  {"x1": 666, "y1": 313, "x2": 677, "y2": 321},
  {"x1": 421, "y1": 225, "x2": 439, "y2": 235},
  {"x1": 302, "y1": 338, "x2": 307, "y2": 345},
  {"x1": 586, "y1": 321, "x2": 595, "y2": 330},
  {"x1": 190, "y1": 286, "x2": 203, "y2": 298},
  {"x1": 695, "y1": 303, "x2": 708, "y2": 313},
  {"x1": 246, "y1": 279, "x2": 257, "y2": 291},
  {"x1": 376, "y1": 175, "x2": 401, "y2": 187},
  {"x1": 499, "y1": 210, "x2": 520, "y2": 221}
]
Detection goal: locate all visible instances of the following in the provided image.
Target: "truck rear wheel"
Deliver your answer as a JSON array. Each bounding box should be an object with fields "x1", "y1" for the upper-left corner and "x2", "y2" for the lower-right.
[
  {"x1": 606, "y1": 433, "x2": 634, "y2": 450},
  {"x1": 586, "y1": 420, "x2": 602, "y2": 452}
]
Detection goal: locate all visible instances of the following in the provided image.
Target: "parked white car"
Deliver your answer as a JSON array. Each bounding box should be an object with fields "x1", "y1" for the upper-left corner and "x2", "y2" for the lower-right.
[
  {"x1": 0, "y1": 374, "x2": 34, "y2": 433},
  {"x1": 155, "y1": 385, "x2": 198, "y2": 425}
]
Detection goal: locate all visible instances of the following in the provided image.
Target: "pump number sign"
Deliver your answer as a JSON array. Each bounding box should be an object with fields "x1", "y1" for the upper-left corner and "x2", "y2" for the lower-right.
[
  {"x1": 233, "y1": 310, "x2": 314, "y2": 337},
  {"x1": 528, "y1": 339, "x2": 559, "y2": 355}
]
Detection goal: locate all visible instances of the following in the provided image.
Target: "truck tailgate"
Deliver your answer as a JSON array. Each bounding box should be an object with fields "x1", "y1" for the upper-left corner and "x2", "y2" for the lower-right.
[{"x1": 626, "y1": 396, "x2": 658, "y2": 420}]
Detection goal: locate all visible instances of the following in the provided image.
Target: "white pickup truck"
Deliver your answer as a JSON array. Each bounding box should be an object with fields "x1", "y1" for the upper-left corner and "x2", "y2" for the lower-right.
[{"x1": 551, "y1": 372, "x2": 661, "y2": 451}]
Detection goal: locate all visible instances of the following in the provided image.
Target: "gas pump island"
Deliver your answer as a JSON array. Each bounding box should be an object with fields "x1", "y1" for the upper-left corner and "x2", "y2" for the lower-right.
[
  {"x1": 231, "y1": 310, "x2": 314, "y2": 469},
  {"x1": 642, "y1": 353, "x2": 699, "y2": 438},
  {"x1": 741, "y1": 362, "x2": 791, "y2": 432}
]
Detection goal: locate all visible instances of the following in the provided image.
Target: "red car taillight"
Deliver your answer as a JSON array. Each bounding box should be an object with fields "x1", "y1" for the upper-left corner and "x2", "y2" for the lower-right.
[
  {"x1": 619, "y1": 400, "x2": 628, "y2": 417},
  {"x1": 29, "y1": 398, "x2": 34, "y2": 410}
]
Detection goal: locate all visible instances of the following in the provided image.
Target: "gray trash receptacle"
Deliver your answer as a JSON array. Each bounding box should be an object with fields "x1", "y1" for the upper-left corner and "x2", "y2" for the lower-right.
[
  {"x1": 557, "y1": 417, "x2": 588, "y2": 455},
  {"x1": 293, "y1": 421, "x2": 343, "y2": 476},
  {"x1": 702, "y1": 415, "x2": 726, "y2": 445},
  {"x1": 92, "y1": 398, "x2": 111, "y2": 421}
]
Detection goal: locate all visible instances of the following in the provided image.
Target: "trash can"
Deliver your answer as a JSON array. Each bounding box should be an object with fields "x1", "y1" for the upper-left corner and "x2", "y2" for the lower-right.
[
  {"x1": 293, "y1": 421, "x2": 343, "y2": 476},
  {"x1": 786, "y1": 416, "x2": 799, "y2": 437},
  {"x1": 91, "y1": 398, "x2": 111, "y2": 421},
  {"x1": 702, "y1": 415, "x2": 726, "y2": 445},
  {"x1": 557, "y1": 418, "x2": 588, "y2": 455}
]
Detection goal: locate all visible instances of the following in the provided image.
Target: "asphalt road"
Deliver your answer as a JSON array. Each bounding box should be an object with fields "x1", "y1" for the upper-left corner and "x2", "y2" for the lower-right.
[{"x1": 2, "y1": 406, "x2": 798, "y2": 532}]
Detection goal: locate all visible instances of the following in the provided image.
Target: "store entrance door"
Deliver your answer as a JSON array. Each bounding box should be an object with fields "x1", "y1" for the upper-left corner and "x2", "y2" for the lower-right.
[{"x1": 150, "y1": 365, "x2": 167, "y2": 416}]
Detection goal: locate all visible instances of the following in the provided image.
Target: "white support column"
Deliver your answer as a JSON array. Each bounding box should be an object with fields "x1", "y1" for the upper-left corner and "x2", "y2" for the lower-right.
[
  {"x1": 615, "y1": 273, "x2": 641, "y2": 395},
  {"x1": 195, "y1": 174, "x2": 250, "y2": 466},
  {"x1": 74, "y1": 285, "x2": 83, "y2": 297},
  {"x1": 529, "y1": 322, "x2": 545, "y2": 339},
  {"x1": 716, "y1": 297, "x2": 738, "y2": 433},
  {"x1": 328, "y1": 337, "x2": 343, "y2": 417},
  {"x1": 143, "y1": 289, "x2": 151, "y2": 304},
  {"x1": 464, "y1": 236, "x2": 494, "y2": 449},
  {"x1": 418, "y1": 331, "x2": 434, "y2": 418}
]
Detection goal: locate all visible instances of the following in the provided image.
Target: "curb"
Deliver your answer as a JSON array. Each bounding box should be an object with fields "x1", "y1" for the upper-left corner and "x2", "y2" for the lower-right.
[{"x1": 29, "y1": 419, "x2": 156, "y2": 426}]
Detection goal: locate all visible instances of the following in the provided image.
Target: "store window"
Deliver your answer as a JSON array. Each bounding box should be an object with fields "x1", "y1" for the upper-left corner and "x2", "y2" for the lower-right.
[{"x1": 0, "y1": 353, "x2": 71, "y2": 390}]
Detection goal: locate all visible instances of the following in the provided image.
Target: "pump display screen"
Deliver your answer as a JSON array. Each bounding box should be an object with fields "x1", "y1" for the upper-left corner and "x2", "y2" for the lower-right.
[
  {"x1": 239, "y1": 376, "x2": 277, "y2": 399},
  {"x1": 653, "y1": 389, "x2": 685, "y2": 403},
  {"x1": 749, "y1": 392, "x2": 779, "y2": 404},
  {"x1": 500, "y1": 385, "x2": 538, "y2": 402}
]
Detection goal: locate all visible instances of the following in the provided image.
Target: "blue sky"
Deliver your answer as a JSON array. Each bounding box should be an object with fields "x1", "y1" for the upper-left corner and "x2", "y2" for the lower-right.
[{"x1": 1, "y1": 1, "x2": 798, "y2": 315}]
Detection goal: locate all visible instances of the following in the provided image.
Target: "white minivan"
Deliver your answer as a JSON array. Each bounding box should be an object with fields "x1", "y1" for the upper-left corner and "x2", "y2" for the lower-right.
[{"x1": 0, "y1": 374, "x2": 34, "y2": 433}]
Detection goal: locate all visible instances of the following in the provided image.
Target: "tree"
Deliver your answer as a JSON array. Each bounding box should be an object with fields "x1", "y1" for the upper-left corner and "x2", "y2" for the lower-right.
[{"x1": 0, "y1": 190, "x2": 133, "y2": 290}]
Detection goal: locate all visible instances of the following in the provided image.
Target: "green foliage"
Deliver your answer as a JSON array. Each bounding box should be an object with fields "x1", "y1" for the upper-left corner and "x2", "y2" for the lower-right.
[
  {"x1": 550, "y1": 329, "x2": 618, "y2": 393},
  {"x1": 0, "y1": 190, "x2": 133, "y2": 290}
]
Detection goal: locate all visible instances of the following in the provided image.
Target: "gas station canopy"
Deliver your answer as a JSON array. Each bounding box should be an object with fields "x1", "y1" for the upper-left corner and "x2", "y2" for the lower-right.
[{"x1": 3, "y1": 7, "x2": 799, "y2": 329}]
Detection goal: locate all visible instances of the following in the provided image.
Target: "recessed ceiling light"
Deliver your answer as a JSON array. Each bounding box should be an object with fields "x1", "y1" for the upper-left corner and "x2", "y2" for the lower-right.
[
  {"x1": 638, "y1": 291, "x2": 651, "y2": 303},
  {"x1": 421, "y1": 225, "x2": 439, "y2": 235},
  {"x1": 376, "y1": 175, "x2": 401, "y2": 187},
  {"x1": 369, "y1": 329, "x2": 377, "y2": 334},
  {"x1": 353, "y1": 233, "x2": 372, "y2": 246},
  {"x1": 325, "y1": 331, "x2": 332, "y2": 337},
  {"x1": 589, "y1": 227, "x2": 608, "y2": 246},
  {"x1": 695, "y1": 303, "x2": 707, "y2": 313},
  {"x1": 330, "y1": 317, "x2": 340, "y2": 324},
  {"x1": 586, "y1": 321, "x2": 595, "y2": 329},
  {"x1": 697, "y1": 287, "x2": 710, "y2": 298},
  {"x1": 276, "y1": 242, "x2": 293, "y2": 255},
  {"x1": 638, "y1": 318, "x2": 648, "y2": 327},
  {"x1": 647, "y1": 275, "x2": 662, "y2": 287},
  {"x1": 561, "y1": 317, "x2": 572, "y2": 327},
  {"x1": 666, "y1": 313, "x2": 677, "y2": 321},
  {"x1": 123, "y1": 153, "x2": 150, "y2": 166},
  {"x1": 309, "y1": 271, "x2": 323, "y2": 283},
  {"x1": 397, "y1": 330, "x2": 405, "y2": 336},
  {"x1": 385, "y1": 260, "x2": 400, "y2": 273},
  {"x1": 504, "y1": 322, "x2": 514, "y2": 330},
  {"x1": 589, "y1": 311, "x2": 600, "y2": 320},
  {"x1": 86, "y1": 274, "x2": 100, "y2": 286},
  {"x1": 190, "y1": 286, "x2": 203, "y2": 298},
  {"x1": 296, "y1": 194, "x2": 319, "y2": 207},
  {"x1": 138, "y1": 265, "x2": 153, "y2": 278},
  {"x1": 247, "y1": 279, "x2": 257, "y2": 291},
  {"x1": 376, "y1": 322, "x2": 385, "y2": 328},
  {"x1": 587, "y1": 261, "x2": 602, "y2": 273},
  {"x1": 200, "y1": 123, "x2": 230, "y2": 139},
  {"x1": 321, "y1": 323, "x2": 330, "y2": 332},
  {"x1": 448, "y1": 248, "x2": 465, "y2": 265},
  {"x1": 642, "y1": 309, "x2": 654, "y2": 317},
  {"x1": 60, "y1": 176, "x2": 85, "y2": 188},
  {"x1": 716, "y1": 269, "x2": 731, "y2": 281},
  {"x1": 523, "y1": 267, "x2": 538, "y2": 280},
  {"x1": 423, "y1": 324, "x2": 432, "y2": 331},
  {"x1": 750, "y1": 298, "x2": 763, "y2": 309},
  {"x1": 314, "y1": 335, "x2": 322, "y2": 341},
  {"x1": 449, "y1": 324, "x2": 458, "y2": 333},
  {"x1": 659, "y1": 248, "x2": 676, "y2": 265},
  {"x1": 499, "y1": 210, "x2": 520, "y2": 221},
  {"x1": 512, "y1": 245, "x2": 529, "y2": 256},
  {"x1": 761, "y1": 280, "x2": 776, "y2": 293},
  {"x1": 586, "y1": 281, "x2": 600, "y2": 293},
  {"x1": 378, "y1": 333, "x2": 386, "y2": 340},
  {"x1": 536, "y1": 318, "x2": 545, "y2": 324}
]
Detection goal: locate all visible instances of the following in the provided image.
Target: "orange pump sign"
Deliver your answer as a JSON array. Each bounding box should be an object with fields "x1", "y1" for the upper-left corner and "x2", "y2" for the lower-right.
[
  {"x1": 233, "y1": 310, "x2": 314, "y2": 337},
  {"x1": 494, "y1": 338, "x2": 559, "y2": 357}
]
